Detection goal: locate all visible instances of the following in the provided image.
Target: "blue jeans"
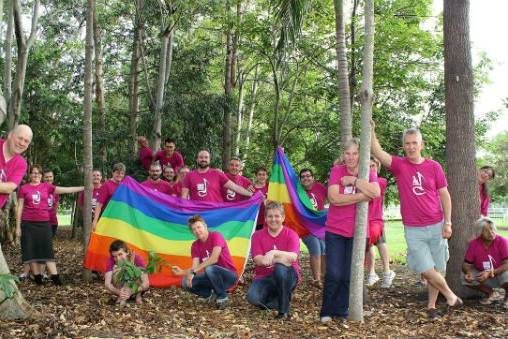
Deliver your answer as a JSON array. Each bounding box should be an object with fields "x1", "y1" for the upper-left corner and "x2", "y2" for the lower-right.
[
  {"x1": 302, "y1": 234, "x2": 326, "y2": 256},
  {"x1": 181, "y1": 265, "x2": 237, "y2": 299},
  {"x1": 247, "y1": 264, "x2": 297, "y2": 314},
  {"x1": 320, "y1": 232, "x2": 353, "y2": 318}
]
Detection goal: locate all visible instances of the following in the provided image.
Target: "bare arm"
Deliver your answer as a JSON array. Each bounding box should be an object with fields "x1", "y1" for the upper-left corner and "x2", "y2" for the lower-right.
[
  {"x1": 91, "y1": 203, "x2": 103, "y2": 231},
  {"x1": 271, "y1": 249, "x2": 297, "y2": 266},
  {"x1": 438, "y1": 187, "x2": 452, "y2": 238},
  {"x1": 224, "y1": 180, "x2": 253, "y2": 197},
  {"x1": 371, "y1": 126, "x2": 392, "y2": 168},
  {"x1": 327, "y1": 184, "x2": 370, "y2": 206},
  {"x1": 0, "y1": 182, "x2": 18, "y2": 194},
  {"x1": 181, "y1": 187, "x2": 189, "y2": 199},
  {"x1": 344, "y1": 176, "x2": 380, "y2": 199},
  {"x1": 493, "y1": 259, "x2": 508, "y2": 276},
  {"x1": 104, "y1": 271, "x2": 121, "y2": 296},
  {"x1": 55, "y1": 186, "x2": 84, "y2": 194},
  {"x1": 15, "y1": 198, "x2": 24, "y2": 237}
]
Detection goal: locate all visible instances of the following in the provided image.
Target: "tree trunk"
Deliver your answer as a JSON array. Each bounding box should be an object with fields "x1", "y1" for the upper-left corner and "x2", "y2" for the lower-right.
[
  {"x1": 152, "y1": 30, "x2": 171, "y2": 151},
  {"x1": 9, "y1": 0, "x2": 40, "y2": 128},
  {"x1": 234, "y1": 72, "x2": 245, "y2": 157},
  {"x1": 242, "y1": 65, "x2": 259, "y2": 163},
  {"x1": 443, "y1": 0, "x2": 477, "y2": 297},
  {"x1": 93, "y1": 6, "x2": 107, "y2": 167},
  {"x1": 164, "y1": 28, "x2": 174, "y2": 85},
  {"x1": 3, "y1": 0, "x2": 14, "y2": 117},
  {"x1": 349, "y1": 0, "x2": 359, "y2": 109},
  {"x1": 222, "y1": 25, "x2": 234, "y2": 168},
  {"x1": 334, "y1": 0, "x2": 352, "y2": 146},
  {"x1": 349, "y1": 0, "x2": 374, "y2": 322}
]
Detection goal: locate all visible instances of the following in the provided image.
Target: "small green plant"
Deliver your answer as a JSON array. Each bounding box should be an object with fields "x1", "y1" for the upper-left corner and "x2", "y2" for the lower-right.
[
  {"x1": 145, "y1": 251, "x2": 170, "y2": 274},
  {"x1": 0, "y1": 274, "x2": 19, "y2": 300},
  {"x1": 113, "y1": 260, "x2": 143, "y2": 293}
]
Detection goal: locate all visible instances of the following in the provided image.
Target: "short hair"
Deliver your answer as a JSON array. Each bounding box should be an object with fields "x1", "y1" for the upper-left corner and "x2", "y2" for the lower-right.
[
  {"x1": 299, "y1": 168, "x2": 313, "y2": 178},
  {"x1": 92, "y1": 168, "x2": 102, "y2": 174},
  {"x1": 255, "y1": 167, "x2": 267, "y2": 175},
  {"x1": 150, "y1": 162, "x2": 162, "y2": 170},
  {"x1": 109, "y1": 239, "x2": 129, "y2": 253},
  {"x1": 188, "y1": 215, "x2": 206, "y2": 231},
  {"x1": 112, "y1": 162, "x2": 126, "y2": 172},
  {"x1": 43, "y1": 169, "x2": 54, "y2": 175},
  {"x1": 265, "y1": 200, "x2": 284, "y2": 216},
  {"x1": 164, "y1": 138, "x2": 176, "y2": 145},
  {"x1": 370, "y1": 158, "x2": 381, "y2": 172},
  {"x1": 30, "y1": 164, "x2": 43, "y2": 174},
  {"x1": 230, "y1": 157, "x2": 241, "y2": 163},
  {"x1": 197, "y1": 149, "x2": 211, "y2": 158},
  {"x1": 402, "y1": 128, "x2": 423, "y2": 144},
  {"x1": 474, "y1": 217, "x2": 496, "y2": 237},
  {"x1": 480, "y1": 165, "x2": 495, "y2": 180},
  {"x1": 342, "y1": 138, "x2": 360, "y2": 152}
]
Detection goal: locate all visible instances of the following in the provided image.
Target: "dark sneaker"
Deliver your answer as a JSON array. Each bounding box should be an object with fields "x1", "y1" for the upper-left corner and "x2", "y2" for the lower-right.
[{"x1": 216, "y1": 296, "x2": 230, "y2": 309}]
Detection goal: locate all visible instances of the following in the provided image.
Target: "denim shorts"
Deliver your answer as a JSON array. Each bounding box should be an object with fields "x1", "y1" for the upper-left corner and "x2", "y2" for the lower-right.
[
  {"x1": 404, "y1": 221, "x2": 449, "y2": 274},
  {"x1": 302, "y1": 234, "x2": 326, "y2": 256}
]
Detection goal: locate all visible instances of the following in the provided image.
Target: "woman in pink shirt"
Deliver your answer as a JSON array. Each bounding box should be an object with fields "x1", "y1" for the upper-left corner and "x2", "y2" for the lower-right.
[
  {"x1": 478, "y1": 166, "x2": 495, "y2": 216},
  {"x1": 16, "y1": 164, "x2": 84, "y2": 285}
]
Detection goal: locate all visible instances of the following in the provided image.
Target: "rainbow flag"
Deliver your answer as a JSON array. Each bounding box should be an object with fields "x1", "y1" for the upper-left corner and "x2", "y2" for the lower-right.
[
  {"x1": 267, "y1": 147, "x2": 327, "y2": 238},
  {"x1": 84, "y1": 176, "x2": 262, "y2": 287}
]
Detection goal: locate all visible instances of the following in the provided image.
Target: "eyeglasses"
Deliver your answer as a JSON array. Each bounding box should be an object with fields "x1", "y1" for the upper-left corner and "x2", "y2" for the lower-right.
[
  {"x1": 31, "y1": 172, "x2": 41, "y2": 175},
  {"x1": 300, "y1": 174, "x2": 312, "y2": 178}
]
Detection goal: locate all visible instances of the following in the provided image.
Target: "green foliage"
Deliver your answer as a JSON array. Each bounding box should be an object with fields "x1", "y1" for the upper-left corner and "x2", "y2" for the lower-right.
[
  {"x1": 112, "y1": 260, "x2": 143, "y2": 294},
  {"x1": 479, "y1": 131, "x2": 508, "y2": 204},
  {"x1": 145, "y1": 251, "x2": 168, "y2": 274},
  {"x1": 0, "y1": 274, "x2": 19, "y2": 300}
]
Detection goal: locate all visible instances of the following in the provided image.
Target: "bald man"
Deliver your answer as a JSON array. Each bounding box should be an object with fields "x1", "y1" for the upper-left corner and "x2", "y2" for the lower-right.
[{"x1": 0, "y1": 124, "x2": 33, "y2": 210}]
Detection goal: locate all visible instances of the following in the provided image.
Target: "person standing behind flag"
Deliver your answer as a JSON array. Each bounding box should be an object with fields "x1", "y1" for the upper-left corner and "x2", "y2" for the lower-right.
[
  {"x1": 155, "y1": 138, "x2": 185, "y2": 173},
  {"x1": 222, "y1": 157, "x2": 254, "y2": 202},
  {"x1": 253, "y1": 167, "x2": 269, "y2": 230}
]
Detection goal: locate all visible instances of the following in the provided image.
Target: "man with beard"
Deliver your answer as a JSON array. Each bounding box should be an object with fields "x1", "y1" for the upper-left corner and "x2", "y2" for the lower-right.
[
  {"x1": 181, "y1": 150, "x2": 253, "y2": 202},
  {"x1": 222, "y1": 157, "x2": 254, "y2": 202},
  {"x1": 141, "y1": 163, "x2": 172, "y2": 194}
]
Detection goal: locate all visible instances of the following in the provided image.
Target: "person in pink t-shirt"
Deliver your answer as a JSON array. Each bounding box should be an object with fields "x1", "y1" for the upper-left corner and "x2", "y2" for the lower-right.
[
  {"x1": 462, "y1": 217, "x2": 508, "y2": 308},
  {"x1": 247, "y1": 201, "x2": 300, "y2": 320},
  {"x1": 16, "y1": 164, "x2": 83, "y2": 285},
  {"x1": 43, "y1": 170, "x2": 59, "y2": 237},
  {"x1": 320, "y1": 139, "x2": 380, "y2": 322},
  {"x1": 478, "y1": 166, "x2": 495, "y2": 216},
  {"x1": 222, "y1": 157, "x2": 254, "y2": 202},
  {"x1": 137, "y1": 136, "x2": 154, "y2": 172},
  {"x1": 172, "y1": 215, "x2": 238, "y2": 309},
  {"x1": 372, "y1": 124, "x2": 462, "y2": 319},
  {"x1": 154, "y1": 138, "x2": 185, "y2": 173},
  {"x1": 141, "y1": 163, "x2": 172, "y2": 194},
  {"x1": 253, "y1": 167, "x2": 269, "y2": 230},
  {"x1": 299, "y1": 168, "x2": 327, "y2": 288},
  {"x1": 181, "y1": 150, "x2": 253, "y2": 202},
  {"x1": 78, "y1": 169, "x2": 103, "y2": 220},
  {"x1": 91, "y1": 162, "x2": 126, "y2": 231}
]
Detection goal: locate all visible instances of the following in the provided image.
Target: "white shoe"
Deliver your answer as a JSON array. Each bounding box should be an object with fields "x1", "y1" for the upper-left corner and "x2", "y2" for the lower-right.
[
  {"x1": 366, "y1": 273, "x2": 380, "y2": 286},
  {"x1": 320, "y1": 316, "x2": 332, "y2": 323},
  {"x1": 381, "y1": 270, "x2": 396, "y2": 288}
]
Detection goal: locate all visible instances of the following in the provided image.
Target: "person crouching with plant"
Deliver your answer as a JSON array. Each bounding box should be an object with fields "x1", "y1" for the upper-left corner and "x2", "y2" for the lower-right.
[
  {"x1": 171, "y1": 215, "x2": 238, "y2": 309},
  {"x1": 104, "y1": 240, "x2": 149, "y2": 305}
]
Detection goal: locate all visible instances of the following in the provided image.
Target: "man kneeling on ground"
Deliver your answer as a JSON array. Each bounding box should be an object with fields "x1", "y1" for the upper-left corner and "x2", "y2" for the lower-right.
[
  {"x1": 462, "y1": 217, "x2": 508, "y2": 309},
  {"x1": 247, "y1": 201, "x2": 300, "y2": 320}
]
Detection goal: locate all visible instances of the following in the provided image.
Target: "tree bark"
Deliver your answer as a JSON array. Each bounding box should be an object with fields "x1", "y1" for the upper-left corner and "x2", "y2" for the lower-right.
[
  {"x1": 334, "y1": 0, "x2": 352, "y2": 146},
  {"x1": 234, "y1": 72, "x2": 245, "y2": 157},
  {"x1": 349, "y1": 0, "x2": 359, "y2": 109},
  {"x1": 443, "y1": 0, "x2": 477, "y2": 297},
  {"x1": 152, "y1": 27, "x2": 171, "y2": 151},
  {"x1": 349, "y1": 0, "x2": 374, "y2": 322},
  {"x1": 222, "y1": 18, "x2": 234, "y2": 169},
  {"x1": 3, "y1": 0, "x2": 14, "y2": 119},
  {"x1": 242, "y1": 65, "x2": 259, "y2": 163},
  {"x1": 93, "y1": 5, "x2": 107, "y2": 167}
]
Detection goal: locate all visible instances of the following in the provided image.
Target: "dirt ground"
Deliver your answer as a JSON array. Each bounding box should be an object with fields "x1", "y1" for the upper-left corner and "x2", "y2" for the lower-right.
[{"x1": 1, "y1": 230, "x2": 507, "y2": 338}]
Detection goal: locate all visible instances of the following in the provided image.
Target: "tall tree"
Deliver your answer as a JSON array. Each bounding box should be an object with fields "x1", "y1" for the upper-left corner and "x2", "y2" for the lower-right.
[
  {"x1": 93, "y1": 4, "x2": 107, "y2": 167},
  {"x1": 2, "y1": 0, "x2": 13, "y2": 118},
  {"x1": 222, "y1": 0, "x2": 235, "y2": 168},
  {"x1": 443, "y1": 0, "x2": 477, "y2": 295},
  {"x1": 349, "y1": 0, "x2": 374, "y2": 322}
]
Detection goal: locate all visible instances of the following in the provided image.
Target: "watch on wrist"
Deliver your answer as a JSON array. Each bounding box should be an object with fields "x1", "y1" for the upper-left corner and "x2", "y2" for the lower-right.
[{"x1": 190, "y1": 269, "x2": 196, "y2": 276}]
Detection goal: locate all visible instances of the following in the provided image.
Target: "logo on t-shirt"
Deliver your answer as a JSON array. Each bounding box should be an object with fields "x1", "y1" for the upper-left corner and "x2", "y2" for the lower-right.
[
  {"x1": 202, "y1": 249, "x2": 210, "y2": 262},
  {"x1": 344, "y1": 185, "x2": 356, "y2": 195},
  {"x1": 32, "y1": 191, "x2": 41, "y2": 205},
  {"x1": 412, "y1": 172, "x2": 426, "y2": 196},
  {"x1": 197, "y1": 179, "x2": 208, "y2": 197},
  {"x1": 309, "y1": 193, "x2": 318, "y2": 210},
  {"x1": 0, "y1": 169, "x2": 6, "y2": 183},
  {"x1": 226, "y1": 188, "x2": 236, "y2": 200},
  {"x1": 48, "y1": 195, "x2": 54, "y2": 208}
]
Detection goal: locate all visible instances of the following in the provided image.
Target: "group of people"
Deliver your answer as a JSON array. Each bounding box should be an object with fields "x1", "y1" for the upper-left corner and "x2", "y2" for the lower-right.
[{"x1": 2, "y1": 122, "x2": 506, "y2": 321}]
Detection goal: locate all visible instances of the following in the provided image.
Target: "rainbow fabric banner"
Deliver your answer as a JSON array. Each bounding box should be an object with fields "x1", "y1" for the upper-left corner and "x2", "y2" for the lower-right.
[
  {"x1": 267, "y1": 147, "x2": 327, "y2": 238},
  {"x1": 84, "y1": 176, "x2": 262, "y2": 287}
]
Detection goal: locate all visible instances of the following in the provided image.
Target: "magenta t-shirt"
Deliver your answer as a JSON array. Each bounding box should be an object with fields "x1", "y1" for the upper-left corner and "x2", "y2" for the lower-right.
[
  {"x1": 254, "y1": 184, "x2": 268, "y2": 225},
  {"x1": 0, "y1": 139, "x2": 28, "y2": 209},
  {"x1": 464, "y1": 235, "x2": 508, "y2": 272},
  {"x1": 222, "y1": 173, "x2": 252, "y2": 202},
  {"x1": 325, "y1": 165, "x2": 378, "y2": 237},
  {"x1": 19, "y1": 182, "x2": 56, "y2": 222},
  {"x1": 138, "y1": 146, "x2": 153, "y2": 171},
  {"x1": 305, "y1": 182, "x2": 327, "y2": 211},
  {"x1": 141, "y1": 179, "x2": 171, "y2": 194},
  {"x1": 479, "y1": 184, "x2": 489, "y2": 216},
  {"x1": 191, "y1": 231, "x2": 236, "y2": 272},
  {"x1": 97, "y1": 179, "x2": 121, "y2": 207},
  {"x1": 167, "y1": 181, "x2": 182, "y2": 197},
  {"x1": 250, "y1": 226, "x2": 301, "y2": 281},
  {"x1": 48, "y1": 192, "x2": 59, "y2": 225},
  {"x1": 368, "y1": 177, "x2": 387, "y2": 222},
  {"x1": 182, "y1": 168, "x2": 229, "y2": 202},
  {"x1": 78, "y1": 186, "x2": 102, "y2": 217},
  {"x1": 389, "y1": 156, "x2": 447, "y2": 227},
  {"x1": 106, "y1": 253, "x2": 146, "y2": 272},
  {"x1": 155, "y1": 150, "x2": 185, "y2": 172}
]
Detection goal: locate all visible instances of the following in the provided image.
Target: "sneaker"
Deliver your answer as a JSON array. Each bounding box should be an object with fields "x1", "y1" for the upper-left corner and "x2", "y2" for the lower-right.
[
  {"x1": 381, "y1": 270, "x2": 396, "y2": 288},
  {"x1": 479, "y1": 292, "x2": 496, "y2": 305},
  {"x1": 320, "y1": 316, "x2": 332, "y2": 323},
  {"x1": 18, "y1": 273, "x2": 29, "y2": 281},
  {"x1": 366, "y1": 273, "x2": 380, "y2": 287},
  {"x1": 198, "y1": 290, "x2": 217, "y2": 303},
  {"x1": 216, "y1": 296, "x2": 230, "y2": 309}
]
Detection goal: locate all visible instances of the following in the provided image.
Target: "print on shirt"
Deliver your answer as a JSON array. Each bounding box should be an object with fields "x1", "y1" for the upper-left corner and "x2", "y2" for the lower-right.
[
  {"x1": 344, "y1": 185, "x2": 356, "y2": 195},
  {"x1": 32, "y1": 191, "x2": 41, "y2": 205},
  {"x1": 202, "y1": 249, "x2": 211, "y2": 262},
  {"x1": 197, "y1": 178, "x2": 208, "y2": 197},
  {"x1": 412, "y1": 171, "x2": 426, "y2": 196},
  {"x1": 226, "y1": 188, "x2": 236, "y2": 201},
  {"x1": 309, "y1": 193, "x2": 318, "y2": 210},
  {"x1": 0, "y1": 169, "x2": 6, "y2": 182},
  {"x1": 48, "y1": 195, "x2": 54, "y2": 208}
]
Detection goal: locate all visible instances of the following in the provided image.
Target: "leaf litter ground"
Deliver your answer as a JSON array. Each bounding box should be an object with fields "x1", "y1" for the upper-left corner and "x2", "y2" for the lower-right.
[{"x1": 1, "y1": 230, "x2": 507, "y2": 338}]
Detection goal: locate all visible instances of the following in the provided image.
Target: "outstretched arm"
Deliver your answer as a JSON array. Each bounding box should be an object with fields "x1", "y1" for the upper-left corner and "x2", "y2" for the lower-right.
[
  {"x1": 371, "y1": 121, "x2": 392, "y2": 168},
  {"x1": 224, "y1": 180, "x2": 253, "y2": 197}
]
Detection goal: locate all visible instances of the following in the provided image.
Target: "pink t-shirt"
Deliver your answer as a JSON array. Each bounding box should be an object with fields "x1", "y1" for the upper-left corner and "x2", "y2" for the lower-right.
[
  {"x1": 368, "y1": 177, "x2": 387, "y2": 222},
  {"x1": 0, "y1": 139, "x2": 28, "y2": 209},
  {"x1": 182, "y1": 168, "x2": 229, "y2": 202},
  {"x1": 97, "y1": 179, "x2": 121, "y2": 207},
  {"x1": 464, "y1": 235, "x2": 508, "y2": 272},
  {"x1": 141, "y1": 179, "x2": 172, "y2": 194},
  {"x1": 254, "y1": 184, "x2": 268, "y2": 226},
  {"x1": 479, "y1": 184, "x2": 489, "y2": 216},
  {"x1": 191, "y1": 231, "x2": 236, "y2": 272},
  {"x1": 305, "y1": 182, "x2": 327, "y2": 211},
  {"x1": 222, "y1": 173, "x2": 252, "y2": 202},
  {"x1": 19, "y1": 182, "x2": 56, "y2": 222},
  {"x1": 250, "y1": 226, "x2": 301, "y2": 281},
  {"x1": 155, "y1": 150, "x2": 185, "y2": 172},
  {"x1": 389, "y1": 156, "x2": 447, "y2": 227},
  {"x1": 78, "y1": 185, "x2": 102, "y2": 217},
  {"x1": 106, "y1": 253, "x2": 146, "y2": 272},
  {"x1": 48, "y1": 192, "x2": 59, "y2": 225},
  {"x1": 138, "y1": 146, "x2": 153, "y2": 171},
  {"x1": 325, "y1": 165, "x2": 378, "y2": 237},
  {"x1": 167, "y1": 181, "x2": 182, "y2": 197}
]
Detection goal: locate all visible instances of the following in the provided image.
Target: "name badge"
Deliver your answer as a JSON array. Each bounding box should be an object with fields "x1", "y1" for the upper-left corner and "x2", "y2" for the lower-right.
[{"x1": 482, "y1": 261, "x2": 491, "y2": 271}]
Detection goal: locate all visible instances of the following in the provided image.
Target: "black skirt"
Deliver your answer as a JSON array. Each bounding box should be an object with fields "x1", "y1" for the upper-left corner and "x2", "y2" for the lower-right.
[{"x1": 21, "y1": 221, "x2": 55, "y2": 263}]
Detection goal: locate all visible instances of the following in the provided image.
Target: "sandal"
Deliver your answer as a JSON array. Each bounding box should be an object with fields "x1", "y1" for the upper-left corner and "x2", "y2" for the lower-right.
[
  {"x1": 427, "y1": 308, "x2": 440, "y2": 320},
  {"x1": 479, "y1": 292, "x2": 496, "y2": 305},
  {"x1": 447, "y1": 297, "x2": 463, "y2": 313}
]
